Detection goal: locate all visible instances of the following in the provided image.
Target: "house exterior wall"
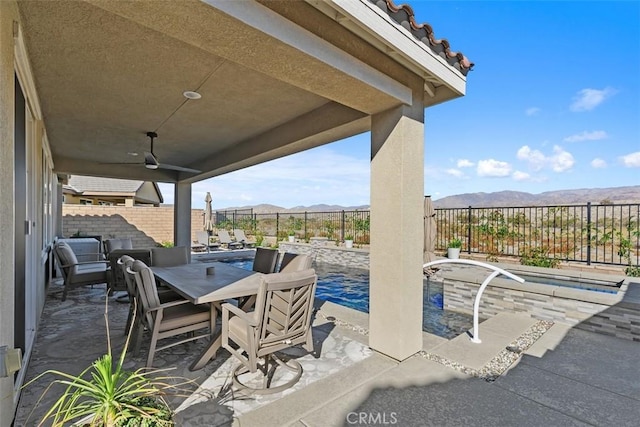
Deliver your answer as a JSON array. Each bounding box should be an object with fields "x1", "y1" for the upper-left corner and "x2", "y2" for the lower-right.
[
  {"x1": 0, "y1": 2, "x2": 56, "y2": 422},
  {"x1": 136, "y1": 181, "x2": 161, "y2": 205},
  {"x1": 62, "y1": 205, "x2": 204, "y2": 247},
  {"x1": 0, "y1": 2, "x2": 19, "y2": 422}
]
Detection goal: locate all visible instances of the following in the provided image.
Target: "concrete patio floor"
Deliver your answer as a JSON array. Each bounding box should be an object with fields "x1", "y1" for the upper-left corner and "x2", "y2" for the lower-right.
[{"x1": 14, "y1": 277, "x2": 640, "y2": 426}]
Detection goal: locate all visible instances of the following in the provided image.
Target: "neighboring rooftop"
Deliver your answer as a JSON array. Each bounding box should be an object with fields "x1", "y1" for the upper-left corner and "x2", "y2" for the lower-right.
[{"x1": 63, "y1": 175, "x2": 163, "y2": 206}]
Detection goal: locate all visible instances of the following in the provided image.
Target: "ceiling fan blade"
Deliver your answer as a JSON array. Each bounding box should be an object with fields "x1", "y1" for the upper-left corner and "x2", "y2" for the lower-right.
[
  {"x1": 158, "y1": 163, "x2": 202, "y2": 174},
  {"x1": 144, "y1": 151, "x2": 159, "y2": 169}
]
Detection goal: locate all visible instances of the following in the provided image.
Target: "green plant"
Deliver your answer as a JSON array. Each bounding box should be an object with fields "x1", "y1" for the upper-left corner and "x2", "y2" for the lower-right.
[
  {"x1": 345, "y1": 234, "x2": 354, "y2": 241},
  {"x1": 254, "y1": 230, "x2": 265, "y2": 247},
  {"x1": 519, "y1": 246, "x2": 560, "y2": 268},
  {"x1": 448, "y1": 238, "x2": 462, "y2": 248},
  {"x1": 24, "y1": 300, "x2": 179, "y2": 426},
  {"x1": 624, "y1": 266, "x2": 640, "y2": 277},
  {"x1": 159, "y1": 241, "x2": 174, "y2": 248}
]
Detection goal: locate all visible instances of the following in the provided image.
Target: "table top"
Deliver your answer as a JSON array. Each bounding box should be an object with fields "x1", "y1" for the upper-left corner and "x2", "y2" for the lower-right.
[{"x1": 152, "y1": 261, "x2": 261, "y2": 304}]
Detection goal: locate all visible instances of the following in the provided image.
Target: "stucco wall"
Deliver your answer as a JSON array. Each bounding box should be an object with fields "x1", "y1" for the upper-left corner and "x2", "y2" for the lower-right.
[
  {"x1": 0, "y1": 1, "x2": 19, "y2": 423},
  {"x1": 62, "y1": 205, "x2": 204, "y2": 247}
]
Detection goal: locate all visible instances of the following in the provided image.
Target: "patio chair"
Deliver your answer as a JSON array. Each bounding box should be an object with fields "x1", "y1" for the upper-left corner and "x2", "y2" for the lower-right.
[
  {"x1": 252, "y1": 247, "x2": 280, "y2": 274},
  {"x1": 104, "y1": 238, "x2": 133, "y2": 258},
  {"x1": 53, "y1": 240, "x2": 109, "y2": 301},
  {"x1": 221, "y1": 268, "x2": 318, "y2": 394},
  {"x1": 118, "y1": 255, "x2": 182, "y2": 350},
  {"x1": 233, "y1": 229, "x2": 256, "y2": 248},
  {"x1": 151, "y1": 246, "x2": 189, "y2": 267},
  {"x1": 279, "y1": 253, "x2": 313, "y2": 272},
  {"x1": 128, "y1": 259, "x2": 215, "y2": 367},
  {"x1": 106, "y1": 246, "x2": 150, "y2": 295},
  {"x1": 217, "y1": 230, "x2": 244, "y2": 250}
]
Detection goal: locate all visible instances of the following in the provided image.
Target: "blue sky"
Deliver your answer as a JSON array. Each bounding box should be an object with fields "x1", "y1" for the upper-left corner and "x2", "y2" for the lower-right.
[{"x1": 159, "y1": 1, "x2": 640, "y2": 210}]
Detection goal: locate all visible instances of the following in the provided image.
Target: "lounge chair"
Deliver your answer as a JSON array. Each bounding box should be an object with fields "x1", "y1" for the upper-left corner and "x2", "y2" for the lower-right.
[
  {"x1": 128, "y1": 259, "x2": 214, "y2": 367},
  {"x1": 221, "y1": 268, "x2": 318, "y2": 394},
  {"x1": 53, "y1": 240, "x2": 109, "y2": 301},
  {"x1": 233, "y1": 229, "x2": 256, "y2": 248},
  {"x1": 194, "y1": 230, "x2": 220, "y2": 253},
  {"x1": 217, "y1": 230, "x2": 244, "y2": 250}
]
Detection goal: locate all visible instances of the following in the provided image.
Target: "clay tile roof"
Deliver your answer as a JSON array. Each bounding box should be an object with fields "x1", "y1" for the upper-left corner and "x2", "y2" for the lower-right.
[{"x1": 370, "y1": 0, "x2": 474, "y2": 76}]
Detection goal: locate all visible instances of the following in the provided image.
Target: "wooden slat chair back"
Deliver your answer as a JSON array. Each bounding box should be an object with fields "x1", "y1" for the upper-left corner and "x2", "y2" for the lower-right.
[{"x1": 222, "y1": 268, "x2": 317, "y2": 394}]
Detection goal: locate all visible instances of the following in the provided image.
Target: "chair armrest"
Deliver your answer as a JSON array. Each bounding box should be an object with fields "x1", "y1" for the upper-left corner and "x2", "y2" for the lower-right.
[
  {"x1": 147, "y1": 298, "x2": 191, "y2": 312},
  {"x1": 59, "y1": 260, "x2": 109, "y2": 268},
  {"x1": 221, "y1": 302, "x2": 258, "y2": 326}
]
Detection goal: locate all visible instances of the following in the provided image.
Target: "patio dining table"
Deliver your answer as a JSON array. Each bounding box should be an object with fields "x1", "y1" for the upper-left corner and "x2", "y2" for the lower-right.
[{"x1": 152, "y1": 261, "x2": 262, "y2": 370}]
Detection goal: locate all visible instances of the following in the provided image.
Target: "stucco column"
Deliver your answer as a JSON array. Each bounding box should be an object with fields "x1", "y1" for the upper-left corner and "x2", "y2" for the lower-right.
[
  {"x1": 369, "y1": 95, "x2": 424, "y2": 360},
  {"x1": 174, "y1": 182, "x2": 192, "y2": 262}
]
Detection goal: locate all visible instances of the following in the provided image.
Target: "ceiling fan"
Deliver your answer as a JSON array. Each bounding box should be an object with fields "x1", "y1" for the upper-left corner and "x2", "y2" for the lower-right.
[{"x1": 105, "y1": 131, "x2": 201, "y2": 174}]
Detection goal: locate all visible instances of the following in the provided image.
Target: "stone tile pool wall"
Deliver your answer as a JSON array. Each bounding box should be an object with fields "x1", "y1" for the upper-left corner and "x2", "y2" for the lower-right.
[
  {"x1": 280, "y1": 239, "x2": 369, "y2": 269},
  {"x1": 439, "y1": 267, "x2": 639, "y2": 342}
]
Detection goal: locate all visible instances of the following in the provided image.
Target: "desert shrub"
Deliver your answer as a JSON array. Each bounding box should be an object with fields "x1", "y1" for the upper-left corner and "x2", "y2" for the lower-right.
[{"x1": 519, "y1": 246, "x2": 560, "y2": 268}]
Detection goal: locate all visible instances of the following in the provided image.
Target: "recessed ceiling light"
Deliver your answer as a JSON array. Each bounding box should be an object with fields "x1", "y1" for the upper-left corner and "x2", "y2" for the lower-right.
[
  {"x1": 183, "y1": 91, "x2": 202, "y2": 100},
  {"x1": 127, "y1": 152, "x2": 138, "y2": 156}
]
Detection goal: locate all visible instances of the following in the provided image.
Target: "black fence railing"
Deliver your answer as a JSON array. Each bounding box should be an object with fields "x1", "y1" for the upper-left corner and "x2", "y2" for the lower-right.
[
  {"x1": 437, "y1": 202, "x2": 640, "y2": 266},
  {"x1": 214, "y1": 202, "x2": 640, "y2": 267},
  {"x1": 214, "y1": 209, "x2": 371, "y2": 244}
]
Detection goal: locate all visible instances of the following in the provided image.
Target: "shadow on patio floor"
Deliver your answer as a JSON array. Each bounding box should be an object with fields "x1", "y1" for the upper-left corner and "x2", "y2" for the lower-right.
[{"x1": 14, "y1": 281, "x2": 372, "y2": 426}]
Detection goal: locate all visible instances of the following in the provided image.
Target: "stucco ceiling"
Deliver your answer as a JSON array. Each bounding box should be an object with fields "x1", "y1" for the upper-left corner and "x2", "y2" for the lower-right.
[{"x1": 17, "y1": 0, "x2": 464, "y2": 183}]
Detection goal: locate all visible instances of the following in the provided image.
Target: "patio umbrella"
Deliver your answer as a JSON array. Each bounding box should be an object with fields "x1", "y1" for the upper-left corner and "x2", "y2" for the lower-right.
[
  {"x1": 423, "y1": 195, "x2": 437, "y2": 264},
  {"x1": 204, "y1": 192, "x2": 214, "y2": 233}
]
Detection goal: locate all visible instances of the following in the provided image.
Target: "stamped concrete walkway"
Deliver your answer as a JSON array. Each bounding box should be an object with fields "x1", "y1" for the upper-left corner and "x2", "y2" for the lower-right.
[{"x1": 14, "y1": 280, "x2": 640, "y2": 426}]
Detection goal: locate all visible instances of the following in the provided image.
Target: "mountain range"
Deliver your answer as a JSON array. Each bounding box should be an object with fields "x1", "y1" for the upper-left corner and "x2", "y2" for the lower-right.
[{"x1": 217, "y1": 185, "x2": 640, "y2": 213}]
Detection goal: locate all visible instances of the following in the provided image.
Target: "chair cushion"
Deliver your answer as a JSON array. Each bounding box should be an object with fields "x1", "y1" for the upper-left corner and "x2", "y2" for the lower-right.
[
  {"x1": 55, "y1": 242, "x2": 79, "y2": 274},
  {"x1": 105, "y1": 238, "x2": 133, "y2": 253},
  {"x1": 159, "y1": 304, "x2": 210, "y2": 331},
  {"x1": 228, "y1": 315, "x2": 251, "y2": 348},
  {"x1": 68, "y1": 262, "x2": 108, "y2": 284}
]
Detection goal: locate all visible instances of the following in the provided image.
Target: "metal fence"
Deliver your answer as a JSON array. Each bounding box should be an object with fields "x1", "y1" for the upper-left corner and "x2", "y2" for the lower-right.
[
  {"x1": 214, "y1": 202, "x2": 640, "y2": 267},
  {"x1": 437, "y1": 203, "x2": 640, "y2": 266},
  {"x1": 214, "y1": 209, "x2": 371, "y2": 244}
]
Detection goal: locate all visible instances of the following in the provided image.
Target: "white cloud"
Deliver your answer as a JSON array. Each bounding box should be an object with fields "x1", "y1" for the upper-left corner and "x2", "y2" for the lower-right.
[
  {"x1": 456, "y1": 159, "x2": 474, "y2": 168},
  {"x1": 477, "y1": 159, "x2": 512, "y2": 177},
  {"x1": 525, "y1": 107, "x2": 540, "y2": 116},
  {"x1": 516, "y1": 145, "x2": 546, "y2": 171},
  {"x1": 563, "y1": 130, "x2": 608, "y2": 142},
  {"x1": 160, "y1": 146, "x2": 371, "y2": 208},
  {"x1": 550, "y1": 145, "x2": 575, "y2": 172},
  {"x1": 516, "y1": 145, "x2": 574, "y2": 173},
  {"x1": 446, "y1": 168, "x2": 465, "y2": 178},
  {"x1": 620, "y1": 151, "x2": 640, "y2": 167},
  {"x1": 591, "y1": 158, "x2": 607, "y2": 168},
  {"x1": 512, "y1": 171, "x2": 531, "y2": 181},
  {"x1": 570, "y1": 87, "x2": 616, "y2": 112}
]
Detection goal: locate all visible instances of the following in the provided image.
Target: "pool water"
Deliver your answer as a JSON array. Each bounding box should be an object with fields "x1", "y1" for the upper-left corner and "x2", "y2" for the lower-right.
[{"x1": 221, "y1": 258, "x2": 473, "y2": 339}]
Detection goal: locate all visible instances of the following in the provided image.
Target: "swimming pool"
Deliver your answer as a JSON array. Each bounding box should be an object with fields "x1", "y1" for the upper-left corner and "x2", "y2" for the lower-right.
[{"x1": 221, "y1": 258, "x2": 473, "y2": 339}]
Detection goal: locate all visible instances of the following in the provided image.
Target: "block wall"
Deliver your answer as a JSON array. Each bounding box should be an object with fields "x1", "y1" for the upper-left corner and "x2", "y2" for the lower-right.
[{"x1": 62, "y1": 205, "x2": 204, "y2": 248}]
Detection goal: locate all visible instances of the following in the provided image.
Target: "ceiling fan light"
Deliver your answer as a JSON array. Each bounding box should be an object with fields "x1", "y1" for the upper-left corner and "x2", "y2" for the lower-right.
[
  {"x1": 183, "y1": 91, "x2": 202, "y2": 100},
  {"x1": 145, "y1": 163, "x2": 159, "y2": 170}
]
